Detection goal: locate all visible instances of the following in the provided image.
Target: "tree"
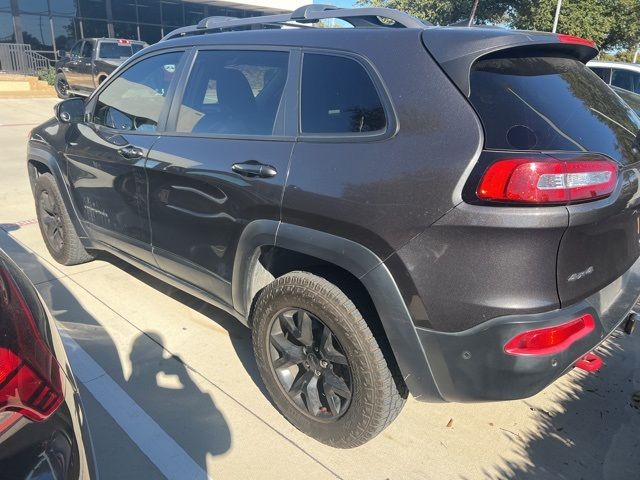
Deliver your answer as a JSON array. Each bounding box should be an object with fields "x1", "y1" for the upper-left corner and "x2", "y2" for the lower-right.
[
  {"x1": 359, "y1": 0, "x2": 640, "y2": 52},
  {"x1": 356, "y1": 0, "x2": 510, "y2": 25},
  {"x1": 509, "y1": 0, "x2": 640, "y2": 50}
]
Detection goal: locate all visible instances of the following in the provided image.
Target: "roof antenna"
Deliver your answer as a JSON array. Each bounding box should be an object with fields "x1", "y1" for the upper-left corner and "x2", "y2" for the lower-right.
[{"x1": 468, "y1": 0, "x2": 479, "y2": 26}]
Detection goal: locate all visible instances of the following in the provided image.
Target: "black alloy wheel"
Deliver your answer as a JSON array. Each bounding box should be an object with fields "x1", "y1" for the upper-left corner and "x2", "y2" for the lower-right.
[
  {"x1": 268, "y1": 308, "x2": 353, "y2": 420},
  {"x1": 38, "y1": 190, "x2": 65, "y2": 255}
]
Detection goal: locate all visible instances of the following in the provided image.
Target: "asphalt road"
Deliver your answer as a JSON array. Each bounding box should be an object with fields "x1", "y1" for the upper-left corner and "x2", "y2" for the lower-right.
[{"x1": 1, "y1": 97, "x2": 639, "y2": 480}]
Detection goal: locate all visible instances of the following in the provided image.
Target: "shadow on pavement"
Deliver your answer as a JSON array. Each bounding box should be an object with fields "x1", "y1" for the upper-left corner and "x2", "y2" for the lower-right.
[
  {"x1": 102, "y1": 254, "x2": 273, "y2": 401},
  {"x1": 472, "y1": 332, "x2": 640, "y2": 480},
  {"x1": 0, "y1": 227, "x2": 231, "y2": 477}
]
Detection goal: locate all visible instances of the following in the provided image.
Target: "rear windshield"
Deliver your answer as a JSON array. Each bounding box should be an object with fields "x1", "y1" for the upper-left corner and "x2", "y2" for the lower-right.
[
  {"x1": 98, "y1": 41, "x2": 144, "y2": 59},
  {"x1": 469, "y1": 55, "x2": 640, "y2": 164}
]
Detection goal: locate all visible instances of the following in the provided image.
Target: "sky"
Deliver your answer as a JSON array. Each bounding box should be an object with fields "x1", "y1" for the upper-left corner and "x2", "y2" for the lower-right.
[{"x1": 316, "y1": 0, "x2": 359, "y2": 7}]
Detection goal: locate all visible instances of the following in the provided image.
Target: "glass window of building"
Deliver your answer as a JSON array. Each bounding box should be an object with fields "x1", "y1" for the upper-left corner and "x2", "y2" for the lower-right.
[
  {"x1": 137, "y1": 0, "x2": 161, "y2": 24},
  {"x1": 20, "y1": 14, "x2": 53, "y2": 51},
  {"x1": 82, "y1": 19, "x2": 108, "y2": 38},
  {"x1": 50, "y1": 0, "x2": 78, "y2": 17},
  {"x1": 18, "y1": 0, "x2": 48, "y2": 14},
  {"x1": 184, "y1": 3, "x2": 205, "y2": 25},
  {"x1": 52, "y1": 16, "x2": 80, "y2": 51},
  {"x1": 0, "y1": 12, "x2": 14, "y2": 42},
  {"x1": 139, "y1": 24, "x2": 161, "y2": 44},
  {"x1": 0, "y1": 0, "x2": 10, "y2": 12},
  {"x1": 79, "y1": 0, "x2": 107, "y2": 19},
  {"x1": 114, "y1": 22, "x2": 138, "y2": 41},
  {"x1": 161, "y1": 1, "x2": 183, "y2": 26},
  {"x1": 112, "y1": 1, "x2": 137, "y2": 22}
]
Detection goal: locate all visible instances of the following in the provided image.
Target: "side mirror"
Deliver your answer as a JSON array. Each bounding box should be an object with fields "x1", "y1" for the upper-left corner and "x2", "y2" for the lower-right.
[
  {"x1": 58, "y1": 50, "x2": 68, "y2": 59},
  {"x1": 55, "y1": 98, "x2": 85, "y2": 124}
]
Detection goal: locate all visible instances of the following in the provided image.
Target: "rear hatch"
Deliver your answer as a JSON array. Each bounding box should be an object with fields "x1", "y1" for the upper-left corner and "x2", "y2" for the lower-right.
[{"x1": 425, "y1": 29, "x2": 640, "y2": 307}]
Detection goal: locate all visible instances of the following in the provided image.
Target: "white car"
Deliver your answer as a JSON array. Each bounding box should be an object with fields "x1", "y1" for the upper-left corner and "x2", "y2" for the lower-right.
[{"x1": 587, "y1": 60, "x2": 640, "y2": 95}]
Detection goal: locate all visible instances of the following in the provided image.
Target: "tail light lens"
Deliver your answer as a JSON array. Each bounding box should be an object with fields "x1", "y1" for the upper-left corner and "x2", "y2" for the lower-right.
[
  {"x1": 557, "y1": 34, "x2": 596, "y2": 48},
  {"x1": 477, "y1": 156, "x2": 618, "y2": 204},
  {"x1": 504, "y1": 314, "x2": 595, "y2": 356},
  {"x1": 0, "y1": 266, "x2": 63, "y2": 422}
]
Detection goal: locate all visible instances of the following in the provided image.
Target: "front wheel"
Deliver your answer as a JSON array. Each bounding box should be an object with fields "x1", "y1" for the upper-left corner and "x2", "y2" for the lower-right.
[
  {"x1": 252, "y1": 271, "x2": 406, "y2": 448},
  {"x1": 54, "y1": 72, "x2": 71, "y2": 99},
  {"x1": 34, "y1": 173, "x2": 94, "y2": 266}
]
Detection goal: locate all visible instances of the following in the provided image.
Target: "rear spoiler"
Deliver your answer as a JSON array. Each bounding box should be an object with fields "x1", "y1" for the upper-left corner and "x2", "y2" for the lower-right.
[{"x1": 422, "y1": 27, "x2": 599, "y2": 96}]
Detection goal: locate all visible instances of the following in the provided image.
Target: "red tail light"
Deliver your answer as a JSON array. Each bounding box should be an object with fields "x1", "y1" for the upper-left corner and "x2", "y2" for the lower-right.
[
  {"x1": 504, "y1": 314, "x2": 595, "y2": 356},
  {"x1": 0, "y1": 267, "x2": 63, "y2": 422},
  {"x1": 557, "y1": 34, "x2": 596, "y2": 48},
  {"x1": 477, "y1": 156, "x2": 618, "y2": 204}
]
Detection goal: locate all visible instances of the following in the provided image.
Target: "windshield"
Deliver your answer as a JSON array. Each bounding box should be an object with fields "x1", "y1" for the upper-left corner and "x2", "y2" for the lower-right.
[
  {"x1": 98, "y1": 41, "x2": 144, "y2": 59},
  {"x1": 469, "y1": 55, "x2": 640, "y2": 164}
]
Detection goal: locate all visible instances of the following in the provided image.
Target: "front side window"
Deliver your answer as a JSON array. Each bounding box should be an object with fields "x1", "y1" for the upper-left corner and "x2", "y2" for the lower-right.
[
  {"x1": 611, "y1": 69, "x2": 640, "y2": 94},
  {"x1": 93, "y1": 51, "x2": 182, "y2": 132},
  {"x1": 301, "y1": 53, "x2": 386, "y2": 134},
  {"x1": 175, "y1": 50, "x2": 289, "y2": 135},
  {"x1": 69, "y1": 41, "x2": 82, "y2": 58},
  {"x1": 81, "y1": 41, "x2": 93, "y2": 59}
]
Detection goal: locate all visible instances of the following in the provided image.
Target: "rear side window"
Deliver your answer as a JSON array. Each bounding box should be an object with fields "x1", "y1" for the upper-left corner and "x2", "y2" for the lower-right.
[
  {"x1": 589, "y1": 66, "x2": 611, "y2": 83},
  {"x1": 611, "y1": 69, "x2": 640, "y2": 94},
  {"x1": 301, "y1": 53, "x2": 386, "y2": 134},
  {"x1": 469, "y1": 55, "x2": 640, "y2": 164},
  {"x1": 175, "y1": 50, "x2": 289, "y2": 136}
]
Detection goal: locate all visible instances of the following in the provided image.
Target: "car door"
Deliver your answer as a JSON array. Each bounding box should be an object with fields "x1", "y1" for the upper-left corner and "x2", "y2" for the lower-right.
[
  {"x1": 145, "y1": 47, "x2": 297, "y2": 304},
  {"x1": 77, "y1": 40, "x2": 95, "y2": 90},
  {"x1": 63, "y1": 41, "x2": 84, "y2": 90},
  {"x1": 65, "y1": 48, "x2": 187, "y2": 265}
]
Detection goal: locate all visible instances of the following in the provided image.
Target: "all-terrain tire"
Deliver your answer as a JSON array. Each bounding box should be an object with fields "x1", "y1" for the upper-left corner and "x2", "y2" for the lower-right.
[
  {"x1": 252, "y1": 271, "x2": 406, "y2": 448},
  {"x1": 54, "y1": 72, "x2": 71, "y2": 99},
  {"x1": 34, "y1": 173, "x2": 94, "y2": 266}
]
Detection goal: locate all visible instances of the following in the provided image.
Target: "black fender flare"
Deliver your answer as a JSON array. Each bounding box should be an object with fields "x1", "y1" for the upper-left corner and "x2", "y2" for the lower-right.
[
  {"x1": 232, "y1": 220, "x2": 444, "y2": 401},
  {"x1": 27, "y1": 143, "x2": 89, "y2": 240}
]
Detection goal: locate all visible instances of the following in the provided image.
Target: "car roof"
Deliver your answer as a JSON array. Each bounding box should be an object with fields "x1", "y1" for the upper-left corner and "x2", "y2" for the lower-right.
[{"x1": 587, "y1": 60, "x2": 640, "y2": 71}]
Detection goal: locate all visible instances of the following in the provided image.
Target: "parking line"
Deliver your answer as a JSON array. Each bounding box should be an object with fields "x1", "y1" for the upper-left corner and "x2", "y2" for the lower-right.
[{"x1": 59, "y1": 329, "x2": 212, "y2": 480}]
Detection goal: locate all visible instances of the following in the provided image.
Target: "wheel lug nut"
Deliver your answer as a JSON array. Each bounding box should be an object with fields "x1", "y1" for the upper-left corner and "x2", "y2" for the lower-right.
[
  {"x1": 320, "y1": 360, "x2": 328, "y2": 368},
  {"x1": 314, "y1": 370, "x2": 321, "y2": 376}
]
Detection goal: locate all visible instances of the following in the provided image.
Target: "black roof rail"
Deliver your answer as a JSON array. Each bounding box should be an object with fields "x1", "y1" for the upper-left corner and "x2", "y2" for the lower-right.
[{"x1": 161, "y1": 4, "x2": 429, "y2": 41}]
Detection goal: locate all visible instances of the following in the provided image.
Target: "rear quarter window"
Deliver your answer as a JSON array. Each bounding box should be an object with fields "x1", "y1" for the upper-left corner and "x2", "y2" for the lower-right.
[
  {"x1": 301, "y1": 53, "x2": 386, "y2": 135},
  {"x1": 469, "y1": 55, "x2": 640, "y2": 164}
]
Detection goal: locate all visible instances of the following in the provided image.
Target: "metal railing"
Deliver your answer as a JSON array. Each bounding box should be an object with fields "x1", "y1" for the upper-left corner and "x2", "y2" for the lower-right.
[{"x1": 0, "y1": 43, "x2": 52, "y2": 75}]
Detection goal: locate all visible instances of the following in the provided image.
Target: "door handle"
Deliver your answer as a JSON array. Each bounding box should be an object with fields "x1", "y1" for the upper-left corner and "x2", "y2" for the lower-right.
[
  {"x1": 118, "y1": 145, "x2": 144, "y2": 160},
  {"x1": 231, "y1": 161, "x2": 277, "y2": 178}
]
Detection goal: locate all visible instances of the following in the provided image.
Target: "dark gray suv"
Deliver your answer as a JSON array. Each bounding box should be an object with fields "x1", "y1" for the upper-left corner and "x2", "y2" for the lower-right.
[{"x1": 26, "y1": 5, "x2": 640, "y2": 448}]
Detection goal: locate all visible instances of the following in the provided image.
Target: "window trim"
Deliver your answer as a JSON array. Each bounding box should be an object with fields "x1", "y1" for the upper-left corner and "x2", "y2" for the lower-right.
[
  {"x1": 297, "y1": 48, "x2": 398, "y2": 143},
  {"x1": 84, "y1": 46, "x2": 189, "y2": 136},
  {"x1": 162, "y1": 45, "x2": 298, "y2": 142}
]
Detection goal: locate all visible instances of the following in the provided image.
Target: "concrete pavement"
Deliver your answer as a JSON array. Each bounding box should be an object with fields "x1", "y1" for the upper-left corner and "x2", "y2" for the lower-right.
[{"x1": 1, "y1": 98, "x2": 639, "y2": 479}]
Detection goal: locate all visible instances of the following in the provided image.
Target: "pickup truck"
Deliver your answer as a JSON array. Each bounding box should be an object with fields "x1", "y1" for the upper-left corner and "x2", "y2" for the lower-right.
[{"x1": 54, "y1": 38, "x2": 147, "y2": 98}]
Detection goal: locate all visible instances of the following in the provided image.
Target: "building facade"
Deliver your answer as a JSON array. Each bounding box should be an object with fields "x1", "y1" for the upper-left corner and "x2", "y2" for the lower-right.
[{"x1": 0, "y1": 0, "x2": 304, "y2": 59}]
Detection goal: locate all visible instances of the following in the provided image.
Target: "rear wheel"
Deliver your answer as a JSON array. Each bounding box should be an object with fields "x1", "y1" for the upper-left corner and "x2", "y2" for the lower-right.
[
  {"x1": 54, "y1": 72, "x2": 71, "y2": 99},
  {"x1": 252, "y1": 271, "x2": 406, "y2": 448},
  {"x1": 34, "y1": 173, "x2": 94, "y2": 266}
]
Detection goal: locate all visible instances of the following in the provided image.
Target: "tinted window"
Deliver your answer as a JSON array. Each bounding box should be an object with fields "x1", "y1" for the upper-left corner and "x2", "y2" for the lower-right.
[
  {"x1": 0, "y1": 12, "x2": 15, "y2": 43},
  {"x1": 589, "y1": 67, "x2": 611, "y2": 83},
  {"x1": 611, "y1": 69, "x2": 640, "y2": 94},
  {"x1": 52, "y1": 17, "x2": 79, "y2": 51},
  {"x1": 469, "y1": 56, "x2": 640, "y2": 164},
  {"x1": 98, "y1": 41, "x2": 144, "y2": 59},
  {"x1": 69, "y1": 41, "x2": 82, "y2": 57},
  {"x1": 94, "y1": 52, "x2": 182, "y2": 132},
  {"x1": 176, "y1": 50, "x2": 289, "y2": 135},
  {"x1": 301, "y1": 54, "x2": 386, "y2": 134},
  {"x1": 20, "y1": 14, "x2": 53, "y2": 50},
  {"x1": 81, "y1": 41, "x2": 93, "y2": 59}
]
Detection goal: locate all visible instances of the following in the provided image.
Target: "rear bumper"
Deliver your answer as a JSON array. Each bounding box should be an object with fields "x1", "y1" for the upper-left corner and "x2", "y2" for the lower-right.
[{"x1": 416, "y1": 254, "x2": 640, "y2": 402}]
